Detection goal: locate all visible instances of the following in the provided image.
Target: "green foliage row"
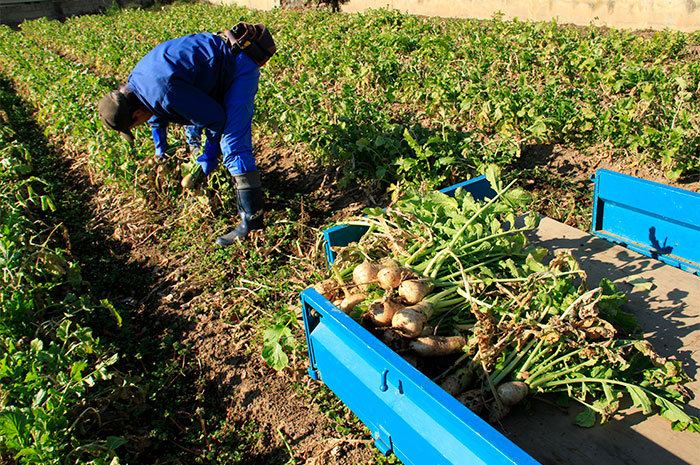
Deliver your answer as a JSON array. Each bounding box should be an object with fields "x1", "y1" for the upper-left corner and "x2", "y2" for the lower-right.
[
  {"x1": 0, "y1": 3, "x2": 698, "y2": 461},
  {"x1": 0, "y1": 80, "x2": 122, "y2": 463},
  {"x1": 0, "y1": 19, "x2": 321, "y2": 463},
  {"x1": 17, "y1": 3, "x2": 700, "y2": 187}
]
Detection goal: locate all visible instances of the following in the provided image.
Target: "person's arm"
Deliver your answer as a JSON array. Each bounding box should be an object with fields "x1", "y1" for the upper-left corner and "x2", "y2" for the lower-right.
[
  {"x1": 149, "y1": 117, "x2": 170, "y2": 158},
  {"x1": 160, "y1": 82, "x2": 229, "y2": 175}
]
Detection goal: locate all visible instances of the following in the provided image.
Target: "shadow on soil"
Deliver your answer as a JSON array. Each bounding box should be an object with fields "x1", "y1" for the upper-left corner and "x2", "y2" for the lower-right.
[{"x1": 1, "y1": 76, "x2": 292, "y2": 463}]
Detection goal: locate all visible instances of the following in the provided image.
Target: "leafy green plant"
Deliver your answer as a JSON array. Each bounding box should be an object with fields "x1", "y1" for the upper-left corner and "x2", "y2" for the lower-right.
[
  {"x1": 0, "y1": 80, "x2": 123, "y2": 464},
  {"x1": 322, "y1": 166, "x2": 699, "y2": 431},
  {"x1": 262, "y1": 324, "x2": 295, "y2": 371}
]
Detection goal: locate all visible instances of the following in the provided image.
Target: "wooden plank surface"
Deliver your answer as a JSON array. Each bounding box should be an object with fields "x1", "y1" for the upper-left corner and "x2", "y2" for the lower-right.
[{"x1": 497, "y1": 217, "x2": 700, "y2": 465}]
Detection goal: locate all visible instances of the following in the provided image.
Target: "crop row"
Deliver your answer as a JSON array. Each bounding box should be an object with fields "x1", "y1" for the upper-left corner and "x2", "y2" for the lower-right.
[
  {"x1": 0, "y1": 77, "x2": 121, "y2": 463},
  {"x1": 0, "y1": 22, "x2": 327, "y2": 463},
  {"x1": 16, "y1": 3, "x2": 700, "y2": 186}
]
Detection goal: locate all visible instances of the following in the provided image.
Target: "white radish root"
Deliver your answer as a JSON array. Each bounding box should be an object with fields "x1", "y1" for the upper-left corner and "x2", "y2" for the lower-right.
[
  {"x1": 398, "y1": 279, "x2": 434, "y2": 304},
  {"x1": 391, "y1": 301, "x2": 434, "y2": 338},
  {"x1": 456, "y1": 389, "x2": 486, "y2": 416},
  {"x1": 366, "y1": 297, "x2": 404, "y2": 326},
  {"x1": 313, "y1": 278, "x2": 339, "y2": 301},
  {"x1": 409, "y1": 335, "x2": 466, "y2": 357},
  {"x1": 487, "y1": 401, "x2": 511, "y2": 423},
  {"x1": 339, "y1": 293, "x2": 366, "y2": 314},
  {"x1": 439, "y1": 367, "x2": 474, "y2": 397},
  {"x1": 353, "y1": 261, "x2": 381, "y2": 290},
  {"x1": 377, "y1": 266, "x2": 415, "y2": 290},
  {"x1": 496, "y1": 381, "x2": 529, "y2": 407},
  {"x1": 377, "y1": 267, "x2": 403, "y2": 290}
]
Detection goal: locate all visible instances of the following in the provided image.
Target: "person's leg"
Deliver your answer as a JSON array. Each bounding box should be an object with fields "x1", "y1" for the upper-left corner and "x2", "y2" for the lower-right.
[
  {"x1": 216, "y1": 61, "x2": 263, "y2": 245},
  {"x1": 215, "y1": 99, "x2": 263, "y2": 245},
  {"x1": 215, "y1": 170, "x2": 264, "y2": 246}
]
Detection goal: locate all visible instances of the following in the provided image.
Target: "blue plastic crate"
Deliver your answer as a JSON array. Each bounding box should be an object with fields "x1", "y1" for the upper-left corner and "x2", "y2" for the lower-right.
[
  {"x1": 302, "y1": 176, "x2": 538, "y2": 464},
  {"x1": 591, "y1": 169, "x2": 700, "y2": 275}
]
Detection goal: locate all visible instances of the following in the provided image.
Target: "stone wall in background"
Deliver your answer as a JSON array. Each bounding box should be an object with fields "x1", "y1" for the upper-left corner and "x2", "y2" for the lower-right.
[
  {"x1": 0, "y1": 0, "x2": 149, "y2": 27},
  {"x1": 3, "y1": 0, "x2": 696, "y2": 31},
  {"x1": 220, "y1": 0, "x2": 699, "y2": 32}
]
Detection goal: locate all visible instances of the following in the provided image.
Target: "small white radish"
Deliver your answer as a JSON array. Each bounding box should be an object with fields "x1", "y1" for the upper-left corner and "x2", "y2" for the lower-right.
[
  {"x1": 391, "y1": 301, "x2": 434, "y2": 338},
  {"x1": 353, "y1": 261, "x2": 381, "y2": 290},
  {"x1": 377, "y1": 267, "x2": 403, "y2": 290},
  {"x1": 381, "y1": 328, "x2": 409, "y2": 352},
  {"x1": 496, "y1": 381, "x2": 529, "y2": 407},
  {"x1": 398, "y1": 279, "x2": 434, "y2": 304},
  {"x1": 339, "y1": 293, "x2": 366, "y2": 314},
  {"x1": 439, "y1": 367, "x2": 474, "y2": 397},
  {"x1": 456, "y1": 389, "x2": 485, "y2": 416},
  {"x1": 409, "y1": 335, "x2": 466, "y2": 357},
  {"x1": 366, "y1": 297, "x2": 403, "y2": 326},
  {"x1": 313, "y1": 278, "x2": 338, "y2": 301}
]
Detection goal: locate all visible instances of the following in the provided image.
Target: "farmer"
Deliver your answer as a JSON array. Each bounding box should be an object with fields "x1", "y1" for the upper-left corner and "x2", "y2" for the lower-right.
[{"x1": 98, "y1": 23, "x2": 276, "y2": 246}]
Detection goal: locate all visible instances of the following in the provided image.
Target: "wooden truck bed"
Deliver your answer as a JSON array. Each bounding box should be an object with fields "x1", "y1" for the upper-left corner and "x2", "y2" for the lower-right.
[{"x1": 500, "y1": 217, "x2": 699, "y2": 465}]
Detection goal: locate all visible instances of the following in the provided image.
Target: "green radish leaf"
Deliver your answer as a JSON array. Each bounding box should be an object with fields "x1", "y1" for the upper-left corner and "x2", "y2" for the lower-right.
[
  {"x1": 70, "y1": 360, "x2": 88, "y2": 381},
  {"x1": 602, "y1": 382, "x2": 615, "y2": 402},
  {"x1": 106, "y1": 436, "x2": 128, "y2": 451},
  {"x1": 665, "y1": 168, "x2": 682, "y2": 181},
  {"x1": 262, "y1": 325, "x2": 294, "y2": 371},
  {"x1": 628, "y1": 385, "x2": 653, "y2": 414},
  {"x1": 575, "y1": 407, "x2": 597, "y2": 428},
  {"x1": 523, "y1": 213, "x2": 540, "y2": 230},
  {"x1": 526, "y1": 251, "x2": 547, "y2": 273},
  {"x1": 101, "y1": 298, "x2": 122, "y2": 327},
  {"x1": 555, "y1": 394, "x2": 570, "y2": 408},
  {"x1": 31, "y1": 389, "x2": 47, "y2": 409},
  {"x1": 40, "y1": 195, "x2": 55, "y2": 212},
  {"x1": 262, "y1": 343, "x2": 288, "y2": 371},
  {"x1": 0, "y1": 407, "x2": 29, "y2": 446},
  {"x1": 502, "y1": 188, "x2": 531, "y2": 208},
  {"x1": 484, "y1": 165, "x2": 502, "y2": 192},
  {"x1": 655, "y1": 396, "x2": 699, "y2": 431}
]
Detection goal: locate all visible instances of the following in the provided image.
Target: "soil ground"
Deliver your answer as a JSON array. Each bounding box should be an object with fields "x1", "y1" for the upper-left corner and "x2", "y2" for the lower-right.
[
  {"x1": 74, "y1": 134, "x2": 697, "y2": 463},
  {"x1": 53, "y1": 132, "x2": 383, "y2": 464},
  {"x1": 5, "y1": 48, "x2": 698, "y2": 462}
]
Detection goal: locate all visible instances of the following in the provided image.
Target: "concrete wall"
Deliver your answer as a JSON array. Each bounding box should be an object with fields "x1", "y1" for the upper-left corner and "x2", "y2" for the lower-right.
[
  {"x1": 0, "y1": 0, "x2": 149, "y2": 26},
  {"x1": 209, "y1": 0, "x2": 278, "y2": 9},
  {"x1": 3, "y1": 0, "x2": 696, "y2": 31},
  {"x1": 341, "y1": 0, "x2": 699, "y2": 32},
  {"x1": 220, "y1": 0, "x2": 699, "y2": 32}
]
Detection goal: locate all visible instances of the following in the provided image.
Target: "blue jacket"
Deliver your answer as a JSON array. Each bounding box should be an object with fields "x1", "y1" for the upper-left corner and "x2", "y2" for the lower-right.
[{"x1": 126, "y1": 33, "x2": 260, "y2": 174}]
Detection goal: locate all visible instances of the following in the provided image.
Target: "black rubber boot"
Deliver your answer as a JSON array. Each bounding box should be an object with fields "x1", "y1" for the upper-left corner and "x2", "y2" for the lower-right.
[{"x1": 216, "y1": 171, "x2": 264, "y2": 246}]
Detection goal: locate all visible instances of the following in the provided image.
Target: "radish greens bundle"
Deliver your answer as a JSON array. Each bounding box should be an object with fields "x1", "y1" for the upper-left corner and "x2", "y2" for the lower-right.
[{"x1": 313, "y1": 167, "x2": 699, "y2": 432}]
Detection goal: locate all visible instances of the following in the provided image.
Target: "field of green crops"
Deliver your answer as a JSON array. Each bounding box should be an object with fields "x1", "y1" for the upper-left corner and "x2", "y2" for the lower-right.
[{"x1": 0, "y1": 1, "x2": 698, "y2": 463}]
